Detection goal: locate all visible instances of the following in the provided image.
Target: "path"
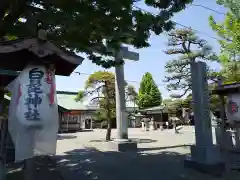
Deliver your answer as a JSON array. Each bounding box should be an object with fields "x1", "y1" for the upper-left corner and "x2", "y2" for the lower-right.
[{"x1": 55, "y1": 127, "x2": 240, "y2": 180}]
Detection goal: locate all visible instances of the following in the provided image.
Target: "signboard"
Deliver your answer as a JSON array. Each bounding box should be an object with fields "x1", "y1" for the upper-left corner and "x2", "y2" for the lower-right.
[
  {"x1": 226, "y1": 94, "x2": 240, "y2": 124},
  {"x1": 7, "y1": 64, "x2": 59, "y2": 162}
]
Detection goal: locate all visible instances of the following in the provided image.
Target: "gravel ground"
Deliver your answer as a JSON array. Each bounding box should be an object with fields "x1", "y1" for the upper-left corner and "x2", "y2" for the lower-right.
[{"x1": 55, "y1": 126, "x2": 240, "y2": 180}]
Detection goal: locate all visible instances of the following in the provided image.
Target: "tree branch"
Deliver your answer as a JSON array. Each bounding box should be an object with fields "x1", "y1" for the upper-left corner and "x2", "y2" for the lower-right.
[
  {"x1": 171, "y1": 87, "x2": 191, "y2": 98},
  {"x1": 164, "y1": 48, "x2": 186, "y2": 54},
  {"x1": 0, "y1": 0, "x2": 10, "y2": 21},
  {"x1": 0, "y1": 0, "x2": 27, "y2": 37}
]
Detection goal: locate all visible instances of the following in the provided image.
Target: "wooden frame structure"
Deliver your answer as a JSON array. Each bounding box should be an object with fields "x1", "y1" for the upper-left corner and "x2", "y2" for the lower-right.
[
  {"x1": 212, "y1": 82, "x2": 240, "y2": 128},
  {"x1": 212, "y1": 82, "x2": 240, "y2": 171}
]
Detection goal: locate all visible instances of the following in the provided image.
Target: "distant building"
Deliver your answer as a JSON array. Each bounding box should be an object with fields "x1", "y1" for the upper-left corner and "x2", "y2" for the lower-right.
[
  {"x1": 4, "y1": 91, "x2": 138, "y2": 132},
  {"x1": 57, "y1": 91, "x2": 98, "y2": 132},
  {"x1": 139, "y1": 105, "x2": 169, "y2": 129}
]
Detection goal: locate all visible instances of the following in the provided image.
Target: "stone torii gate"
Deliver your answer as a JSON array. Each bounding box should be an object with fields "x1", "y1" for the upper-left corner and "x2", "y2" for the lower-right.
[
  {"x1": 0, "y1": 29, "x2": 84, "y2": 180},
  {"x1": 110, "y1": 46, "x2": 139, "y2": 151}
]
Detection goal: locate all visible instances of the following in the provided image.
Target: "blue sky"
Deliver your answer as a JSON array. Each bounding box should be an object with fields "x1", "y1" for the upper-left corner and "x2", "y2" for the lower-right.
[{"x1": 56, "y1": 0, "x2": 227, "y2": 99}]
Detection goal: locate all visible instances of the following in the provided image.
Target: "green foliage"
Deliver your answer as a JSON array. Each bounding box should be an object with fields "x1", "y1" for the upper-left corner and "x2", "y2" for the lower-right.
[
  {"x1": 76, "y1": 71, "x2": 115, "y2": 140},
  {"x1": 77, "y1": 71, "x2": 137, "y2": 114},
  {"x1": 163, "y1": 91, "x2": 221, "y2": 114},
  {"x1": 0, "y1": 0, "x2": 193, "y2": 68},
  {"x1": 162, "y1": 98, "x2": 173, "y2": 106},
  {"x1": 209, "y1": 94, "x2": 221, "y2": 111},
  {"x1": 93, "y1": 110, "x2": 108, "y2": 122},
  {"x1": 75, "y1": 90, "x2": 85, "y2": 102},
  {"x1": 163, "y1": 28, "x2": 218, "y2": 97},
  {"x1": 181, "y1": 86, "x2": 222, "y2": 112},
  {"x1": 75, "y1": 70, "x2": 137, "y2": 139},
  {"x1": 163, "y1": 98, "x2": 183, "y2": 115},
  {"x1": 209, "y1": 12, "x2": 240, "y2": 57},
  {"x1": 76, "y1": 71, "x2": 115, "y2": 116},
  {"x1": 138, "y1": 72, "x2": 162, "y2": 109},
  {"x1": 221, "y1": 62, "x2": 240, "y2": 83},
  {"x1": 85, "y1": 71, "x2": 115, "y2": 89},
  {"x1": 217, "y1": 0, "x2": 240, "y2": 18},
  {"x1": 209, "y1": 10, "x2": 240, "y2": 84}
]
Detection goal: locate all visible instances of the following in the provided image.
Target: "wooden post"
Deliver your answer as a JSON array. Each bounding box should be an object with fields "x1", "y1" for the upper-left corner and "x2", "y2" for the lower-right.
[
  {"x1": 217, "y1": 79, "x2": 231, "y2": 173},
  {"x1": 0, "y1": 90, "x2": 6, "y2": 180},
  {"x1": 67, "y1": 113, "x2": 70, "y2": 132},
  {"x1": 24, "y1": 157, "x2": 35, "y2": 180},
  {"x1": 24, "y1": 130, "x2": 36, "y2": 180}
]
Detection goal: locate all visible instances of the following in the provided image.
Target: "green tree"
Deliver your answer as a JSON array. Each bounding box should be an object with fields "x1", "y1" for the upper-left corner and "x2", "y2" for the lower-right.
[
  {"x1": 209, "y1": 11, "x2": 240, "y2": 84},
  {"x1": 181, "y1": 86, "x2": 222, "y2": 112},
  {"x1": 162, "y1": 98, "x2": 173, "y2": 106},
  {"x1": 0, "y1": 0, "x2": 193, "y2": 68},
  {"x1": 76, "y1": 71, "x2": 115, "y2": 141},
  {"x1": 216, "y1": 0, "x2": 240, "y2": 18},
  {"x1": 163, "y1": 98, "x2": 183, "y2": 117},
  {"x1": 209, "y1": 12, "x2": 240, "y2": 58},
  {"x1": 163, "y1": 28, "x2": 218, "y2": 97},
  {"x1": 138, "y1": 72, "x2": 162, "y2": 109},
  {"x1": 76, "y1": 71, "x2": 137, "y2": 140}
]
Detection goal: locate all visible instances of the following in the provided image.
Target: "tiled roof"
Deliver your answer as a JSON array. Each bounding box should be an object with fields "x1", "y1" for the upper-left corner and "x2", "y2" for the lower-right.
[
  {"x1": 57, "y1": 91, "x2": 99, "y2": 110},
  {"x1": 142, "y1": 105, "x2": 165, "y2": 111}
]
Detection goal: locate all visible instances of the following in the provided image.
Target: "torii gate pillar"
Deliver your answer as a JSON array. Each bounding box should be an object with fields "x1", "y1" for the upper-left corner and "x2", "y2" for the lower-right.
[{"x1": 109, "y1": 46, "x2": 139, "y2": 152}]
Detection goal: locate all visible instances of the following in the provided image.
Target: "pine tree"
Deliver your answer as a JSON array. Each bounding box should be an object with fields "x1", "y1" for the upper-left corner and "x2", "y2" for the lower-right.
[
  {"x1": 163, "y1": 28, "x2": 218, "y2": 98},
  {"x1": 76, "y1": 71, "x2": 137, "y2": 140},
  {"x1": 138, "y1": 72, "x2": 162, "y2": 109}
]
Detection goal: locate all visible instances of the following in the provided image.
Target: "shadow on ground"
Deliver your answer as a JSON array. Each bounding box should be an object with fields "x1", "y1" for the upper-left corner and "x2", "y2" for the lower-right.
[
  {"x1": 57, "y1": 134, "x2": 77, "y2": 140},
  {"x1": 130, "y1": 138, "x2": 157, "y2": 143},
  {"x1": 59, "y1": 129, "x2": 93, "y2": 134},
  {"x1": 80, "y1": 129, "x2": 94, "y2": 132},
  {"x1": 90, "y1": 138, "x2": 157, "y2": 144},
  {"x1": 53, "y1": 147, "x2": 240, "y2": 180},
  {"x1": 7, "y1": 156, "x2": 63, "y2": 180},
  {"x1": 138, "y1": 144, "x2": 191, "y2": 152}
]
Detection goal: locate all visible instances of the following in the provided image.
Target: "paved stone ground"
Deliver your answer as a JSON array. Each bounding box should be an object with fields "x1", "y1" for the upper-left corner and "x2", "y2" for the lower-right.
[
  {"x1": 7, "y1": 156, "x2": 63, "y2": 180},
  {"x1": 55, "y1": 126, "x2": 240, "y2": 180}
]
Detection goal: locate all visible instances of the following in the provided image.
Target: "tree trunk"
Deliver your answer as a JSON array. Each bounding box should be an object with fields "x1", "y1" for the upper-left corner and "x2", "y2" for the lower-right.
[
  {"x1": 104, "y1": 81, "x2": 112, "y2": 141},
  {"x1": 105, "y1": 118, "x2": 112, "y2": 141}
]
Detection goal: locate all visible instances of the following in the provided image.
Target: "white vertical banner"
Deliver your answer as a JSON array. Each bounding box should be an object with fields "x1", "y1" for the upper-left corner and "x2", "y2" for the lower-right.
[{"x1": 7, "y1": 64, "x2": 59, "y2": 162}]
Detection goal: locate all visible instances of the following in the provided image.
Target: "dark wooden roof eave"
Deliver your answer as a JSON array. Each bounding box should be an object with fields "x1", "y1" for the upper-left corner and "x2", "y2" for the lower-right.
[
  {"x1": 58, "y1": 105, "x2": 69, "y2": 112},
  {"x1": 0, "y1": 69, "x2": 18, "y2": 88},
  {"x1": 212, "y1": 82, "x2": 240, "y2": 95},
  {"x1": 0, "y1": 76, "x2": 16, "y2": 88},
  {"x1": 0, "y1": 38, "x2": 84, "y2": 76}
]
